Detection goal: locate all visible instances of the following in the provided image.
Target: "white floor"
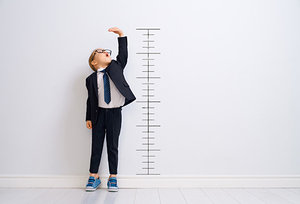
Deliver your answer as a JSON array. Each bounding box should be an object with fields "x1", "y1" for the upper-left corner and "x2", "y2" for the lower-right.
[{"x1": 0, "y1": 188, "x2": 300, "y2": 204}]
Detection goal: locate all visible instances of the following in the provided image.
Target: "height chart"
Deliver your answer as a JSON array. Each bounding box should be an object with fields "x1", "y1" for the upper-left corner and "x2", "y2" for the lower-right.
[{"x1": 135, "y1": 28, "x2": 161, "y2": 175}]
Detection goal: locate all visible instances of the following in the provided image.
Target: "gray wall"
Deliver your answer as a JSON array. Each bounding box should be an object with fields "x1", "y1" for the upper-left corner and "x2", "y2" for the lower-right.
[{"x1": 0, "y1": 0, "x2": 299, "y2": 176}]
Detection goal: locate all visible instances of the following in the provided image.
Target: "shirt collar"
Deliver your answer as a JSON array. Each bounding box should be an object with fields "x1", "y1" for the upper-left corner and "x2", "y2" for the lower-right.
[{"x1": 97, "y1": 67, "x2": 106, "y2": 72}]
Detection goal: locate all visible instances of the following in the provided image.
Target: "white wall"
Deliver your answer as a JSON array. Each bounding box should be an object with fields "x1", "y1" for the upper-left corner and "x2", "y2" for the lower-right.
[{"x1": 0, "y1": 0, "x2": 299, "y2": 178}]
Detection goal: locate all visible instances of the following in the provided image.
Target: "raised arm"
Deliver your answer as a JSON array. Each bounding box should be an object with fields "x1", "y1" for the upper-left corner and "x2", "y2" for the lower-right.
[
  {"x1": 108, "y1": 27, "x2": 128, "y2": 69},
  {"x1": 116, "y1": 36, "x2": 128, "y2": 69}
]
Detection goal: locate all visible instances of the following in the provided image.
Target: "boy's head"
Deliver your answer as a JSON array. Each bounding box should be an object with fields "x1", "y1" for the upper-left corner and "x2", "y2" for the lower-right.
[{"x1": 89, "y1": 48, "x2": 112, "y2": 71}]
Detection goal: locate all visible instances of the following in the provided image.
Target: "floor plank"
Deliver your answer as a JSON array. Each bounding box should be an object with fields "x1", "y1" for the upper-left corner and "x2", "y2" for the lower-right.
[
  {"x1": 268, "y1": 188, "x2": 300, "y2": 204},
  {"x1": 180, "y1": 188, "x2": 213, "y2": 204},
  {"x1": 135, "y1": 188, "x2": 160, "y2": 204},
  {"x1": 202, "y1": 188, "x2": 240, "y2": 204},
  {"x1": 245, "y1": 188, "x2": 295, "y2": 204},
  {"x1": 158, "y1": 188, "x2": 187, "y2": 204},
  {"x1": 223, "y1": 188, "x2": 265, "y2": 204}
]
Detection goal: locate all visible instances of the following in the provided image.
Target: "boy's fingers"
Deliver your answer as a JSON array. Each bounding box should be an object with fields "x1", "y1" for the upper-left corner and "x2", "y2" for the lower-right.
[
  {"x1": 109, "y1": 27, "x2": 118, "y2": 30},
  {"x1": 86, "y1": 121, "x2": 92, "y2": 129},
  {"x1": 108, "y1": 27, "x2": 120, "y2": 32}
]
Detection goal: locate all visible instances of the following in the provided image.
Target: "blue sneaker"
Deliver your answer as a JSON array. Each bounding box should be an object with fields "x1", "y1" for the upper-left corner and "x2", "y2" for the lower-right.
[
  {"x1": 85, "y1": 176, "x2": 101, "y2": 191},
  {"x1": 107, "y1": 177, "x2": 118, "y2": 192}
]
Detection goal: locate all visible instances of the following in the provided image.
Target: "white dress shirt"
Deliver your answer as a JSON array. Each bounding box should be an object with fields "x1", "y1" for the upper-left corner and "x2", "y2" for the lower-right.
[{"x1": 97, "y1": 67, "x2": 125, "y2": 108}]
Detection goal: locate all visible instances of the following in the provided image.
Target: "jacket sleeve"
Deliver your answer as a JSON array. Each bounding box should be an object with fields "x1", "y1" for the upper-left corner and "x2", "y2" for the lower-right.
[
  {"x1": 85, "y1": 78, "x2": 91, "y2": 121},
  {"x1": 116, "y1": 36, "x2": 128, "y2": 69}
]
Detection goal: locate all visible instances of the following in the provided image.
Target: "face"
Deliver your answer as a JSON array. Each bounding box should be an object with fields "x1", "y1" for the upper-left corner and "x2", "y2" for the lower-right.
[{"x1": 91, "y1": 48, "x2": 112, "y2": 69}]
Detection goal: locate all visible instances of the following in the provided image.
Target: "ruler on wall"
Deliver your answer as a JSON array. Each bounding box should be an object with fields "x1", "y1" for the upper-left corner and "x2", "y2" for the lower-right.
[{"x1": 135, "y1": 27, "x2": 161, "y2": 175}]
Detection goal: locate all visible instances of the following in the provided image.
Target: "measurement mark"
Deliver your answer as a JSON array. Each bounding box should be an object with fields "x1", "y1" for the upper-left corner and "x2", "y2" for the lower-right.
[
  {"x1": 136, "y1": 28, "x2": 160, "y2": 30},
  {"x1": 136, "y1": 125, "x2": 160, "y2": 127},
  {"x1": 137, "y1": 76, "x2": 160, "y2": 79},
  {"x1": 142, "y1": 82, "x2": 155, "y2": 85},
  {"x1": 136, "y1": 149, "x2": 160, "y2": 151},
  {"x1": 137, "y1": 77, "x2": 160, "y2": 80},
  {"x1": 136, "y1": 52, "x2": 161, "y2": 54},
  {"x1": 136, "y1": 101, "x2": 161, "y2": 103}
]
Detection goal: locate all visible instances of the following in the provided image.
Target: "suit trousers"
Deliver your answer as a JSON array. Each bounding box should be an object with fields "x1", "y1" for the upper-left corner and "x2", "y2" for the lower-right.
[{"x1": 89, "y1": 106, "x2": 122, "y2": 174}]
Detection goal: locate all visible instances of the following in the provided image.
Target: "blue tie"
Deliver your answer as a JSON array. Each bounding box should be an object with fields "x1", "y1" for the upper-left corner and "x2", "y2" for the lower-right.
[{"x1": 100, "y1": 69, "x2": 111, "y2": 104}]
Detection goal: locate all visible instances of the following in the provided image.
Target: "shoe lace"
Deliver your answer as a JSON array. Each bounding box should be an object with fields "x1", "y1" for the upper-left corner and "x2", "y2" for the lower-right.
[
  {"x1": 108, "y1": 178, "x2": 117, "y2": 185},
  {"x1": 88, "y1": 178, "x2": 95, "y2": 184}
]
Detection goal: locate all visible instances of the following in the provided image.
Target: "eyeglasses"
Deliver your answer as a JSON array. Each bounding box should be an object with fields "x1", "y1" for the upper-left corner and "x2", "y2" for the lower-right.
[{"x1": 91, "y1": 49, "x2": 112, "y2": 61}]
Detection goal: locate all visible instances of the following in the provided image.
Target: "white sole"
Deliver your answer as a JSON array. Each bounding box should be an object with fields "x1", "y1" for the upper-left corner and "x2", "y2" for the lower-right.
[
  {"x1": 86, "y1": 188, "x2": 96, "y2": 192},
  {"x1": 107, "y1": 187, "x2": 118, "y2": 192},
  {"x1": 85, "y1": 185, "x2": 99, "y2": 192}
]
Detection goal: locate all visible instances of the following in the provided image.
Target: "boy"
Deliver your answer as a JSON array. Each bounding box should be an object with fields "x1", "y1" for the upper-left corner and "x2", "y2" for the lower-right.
[{"x1": 85, "y1": 27, "x2": 136, "y2": 192}]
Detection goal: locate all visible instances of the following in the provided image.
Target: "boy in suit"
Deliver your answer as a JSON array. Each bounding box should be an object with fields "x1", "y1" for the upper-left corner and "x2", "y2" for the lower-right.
[{"x1": 85, "y1": 27, "x2": 136, "y2": 192}]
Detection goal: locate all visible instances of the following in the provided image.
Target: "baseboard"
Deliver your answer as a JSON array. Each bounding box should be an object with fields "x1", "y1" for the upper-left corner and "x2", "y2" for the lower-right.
[{"x1": 0, "y1": 174, "x2": 300, "y2": 188}]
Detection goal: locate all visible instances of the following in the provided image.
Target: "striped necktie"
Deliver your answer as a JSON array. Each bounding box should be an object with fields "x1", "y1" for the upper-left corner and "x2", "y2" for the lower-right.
[{"x1": 100, "y1": 69, "x2": 111, "y2": 104}]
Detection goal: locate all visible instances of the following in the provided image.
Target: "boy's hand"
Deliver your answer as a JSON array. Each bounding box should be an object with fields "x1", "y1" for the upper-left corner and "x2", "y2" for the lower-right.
[
  {"x1": 108, "y1": 27, "x2": 124, "y2": 37},
  {"x1": 86, "y1": 120, "x2": 92, "y2": 129}
]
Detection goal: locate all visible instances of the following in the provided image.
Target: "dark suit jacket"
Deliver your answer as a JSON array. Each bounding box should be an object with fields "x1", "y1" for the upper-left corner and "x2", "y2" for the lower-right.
[{"x1": 85, "y1": 36, "x2": 136, "y2": 125}]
